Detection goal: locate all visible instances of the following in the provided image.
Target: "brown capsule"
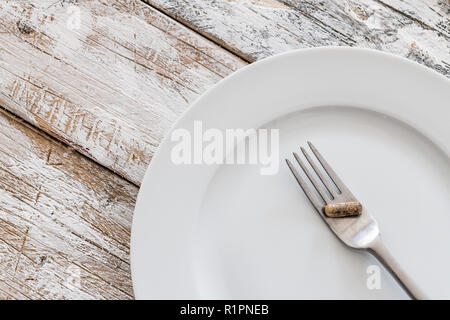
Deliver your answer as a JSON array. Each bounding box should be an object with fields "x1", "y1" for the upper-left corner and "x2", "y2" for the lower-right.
[{"x1": 324, "y1": 201, "x2": 363, "y2": 218}]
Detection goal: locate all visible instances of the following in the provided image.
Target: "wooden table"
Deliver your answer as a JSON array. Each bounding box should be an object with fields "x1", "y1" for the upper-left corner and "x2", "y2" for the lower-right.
[{"x1": 0, "y1": 0, "x2": 448, "y2": 299}]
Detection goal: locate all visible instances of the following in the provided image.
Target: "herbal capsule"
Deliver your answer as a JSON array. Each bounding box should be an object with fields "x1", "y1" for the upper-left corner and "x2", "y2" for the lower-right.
[{"x1": 324, "y1": 201, "x2": 363, "y2": 218}]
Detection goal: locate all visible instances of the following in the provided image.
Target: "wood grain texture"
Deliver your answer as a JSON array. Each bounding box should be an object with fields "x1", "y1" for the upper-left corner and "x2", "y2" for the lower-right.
[
  {"x1": 145, "y1": 0, "x2": 449, "y2": 76},
  {"x1": 0, "y1": 0, "x2": 246, "y2": 186},
  {"x1": 0, "y1": 107, "x2": 137, "y2": 299}
]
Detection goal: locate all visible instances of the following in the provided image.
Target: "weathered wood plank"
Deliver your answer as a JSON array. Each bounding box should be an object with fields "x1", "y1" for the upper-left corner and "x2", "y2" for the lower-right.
[
  {"x1": 0, "y1": 107, "x2": 137, "y2": 299},
  {"x1": 145, "y1": 0, "x2": 449, "y2": 76},
  {"x1": 374, "y1": 0, "x2": 449, "y2": 36},
  {"x1": 0, "y1": 0, "x2": 245, "y2": 186}
]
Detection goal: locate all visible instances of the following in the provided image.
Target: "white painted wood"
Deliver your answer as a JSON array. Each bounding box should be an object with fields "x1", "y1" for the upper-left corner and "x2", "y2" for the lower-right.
[
  {"x1": 0, "y1": 108, "x2": 137, "y2": 299},
  {"x1": 145, "y1": 0, "x2": 449, "y2": 75},
  {"x1": 0, "y1": 0, "x2": 246, "y2": 186}
]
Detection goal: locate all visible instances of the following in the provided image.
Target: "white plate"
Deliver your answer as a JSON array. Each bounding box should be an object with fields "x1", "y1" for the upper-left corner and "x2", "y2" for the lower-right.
[{"x1": 131, "y1": 48, "x2": 450, "y2": 299}]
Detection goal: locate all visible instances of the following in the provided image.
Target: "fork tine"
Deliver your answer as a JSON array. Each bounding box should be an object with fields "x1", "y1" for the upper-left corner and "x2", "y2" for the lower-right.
[
  {"x1": 293, "y1": 152, "x2": 331, "y2": 203},
  {"x1": 307, "y1": 142, "x2": 349, "y2": 194},
  {"x1": 300, "y1": 147, "x2": 337, "y2": 198},
  {"x1": 285, "y1": 159, "x2": 324, "y2": 213}
]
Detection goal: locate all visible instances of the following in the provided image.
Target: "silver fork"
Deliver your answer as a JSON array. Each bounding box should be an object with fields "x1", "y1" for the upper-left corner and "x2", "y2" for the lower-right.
[{"x1": 286, "y1": 142, "x2": 427, "y2": 300}]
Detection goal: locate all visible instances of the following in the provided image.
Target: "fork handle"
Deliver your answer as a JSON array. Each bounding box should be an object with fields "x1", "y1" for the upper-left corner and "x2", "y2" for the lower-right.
[{"x1": 368, "y1": 237, "x2": 427, "y2": 300}]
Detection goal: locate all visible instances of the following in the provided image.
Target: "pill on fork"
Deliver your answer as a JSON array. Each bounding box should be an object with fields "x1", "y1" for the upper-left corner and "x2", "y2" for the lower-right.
[{"x1": 324, "y1": 201, "x2": 363, "y2": 217}]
